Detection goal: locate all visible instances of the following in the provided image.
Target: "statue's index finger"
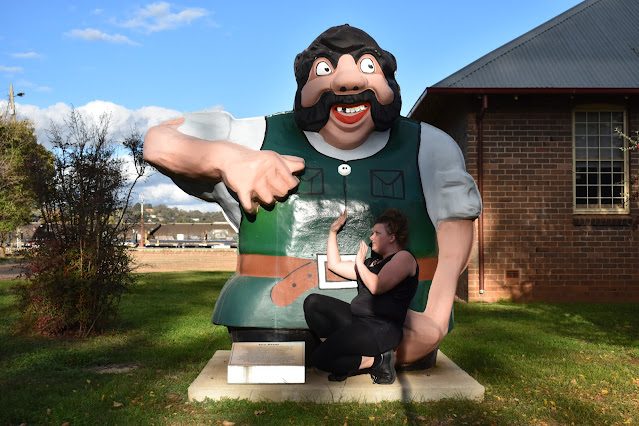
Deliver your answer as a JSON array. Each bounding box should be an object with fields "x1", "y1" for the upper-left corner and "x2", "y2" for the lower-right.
[{"x1": 281, "y1": 155, "x2": 305, "y2": 173}]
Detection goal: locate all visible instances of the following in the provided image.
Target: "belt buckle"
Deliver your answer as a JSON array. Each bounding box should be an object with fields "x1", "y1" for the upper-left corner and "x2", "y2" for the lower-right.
[{"x1": 316, "y1": 254, "x2": 357, "y2": 290}]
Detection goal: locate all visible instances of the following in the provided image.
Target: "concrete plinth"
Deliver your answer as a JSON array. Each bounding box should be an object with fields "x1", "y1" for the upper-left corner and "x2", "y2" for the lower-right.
[{"x1": 188, "y1": 350, "x2": 484, "y2": 403}]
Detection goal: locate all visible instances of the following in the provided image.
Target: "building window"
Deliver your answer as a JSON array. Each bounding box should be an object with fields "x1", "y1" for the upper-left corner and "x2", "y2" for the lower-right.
[{"x1": 573, "y1": 109, "x2": 628, "y2": 213}]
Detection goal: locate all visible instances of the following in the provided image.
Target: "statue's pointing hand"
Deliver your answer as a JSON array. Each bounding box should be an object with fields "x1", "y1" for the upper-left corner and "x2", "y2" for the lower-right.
[
  {"x1": 142, "y1": 117, "x2": 304, "y2": 215},
  {"x1": 220, "y1": 145, "x2": 305, "y2": 214}
]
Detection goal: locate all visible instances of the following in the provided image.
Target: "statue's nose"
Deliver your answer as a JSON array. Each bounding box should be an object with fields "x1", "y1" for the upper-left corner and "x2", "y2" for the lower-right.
[{"x1": 331, "y1": 56, "x2": 366, "y2": 94}]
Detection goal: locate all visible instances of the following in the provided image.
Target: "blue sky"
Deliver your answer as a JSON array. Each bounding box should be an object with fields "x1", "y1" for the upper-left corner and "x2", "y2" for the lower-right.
[{"x1": 1, "y1": 0, "x2": 584, "y2": 211}]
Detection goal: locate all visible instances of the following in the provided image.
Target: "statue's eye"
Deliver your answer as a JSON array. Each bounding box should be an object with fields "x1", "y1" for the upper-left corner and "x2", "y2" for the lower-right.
[
  {"x1": 315, "y1": 61, "x2": 332, "y2": 76},
  {"x1": 360, "y1": 57, "x2": 375, "y2": 74}
]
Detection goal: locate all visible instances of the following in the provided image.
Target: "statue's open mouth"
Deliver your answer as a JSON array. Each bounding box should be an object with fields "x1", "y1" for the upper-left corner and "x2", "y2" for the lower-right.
[{"x1": 332, "y1": 103, "x2": 370, "y2": 124}]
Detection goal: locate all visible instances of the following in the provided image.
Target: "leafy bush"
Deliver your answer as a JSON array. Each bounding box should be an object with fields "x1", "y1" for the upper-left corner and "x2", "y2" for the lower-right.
[
  {"x1": 13, "y1": 109, "x2": 145, "y2": 336},
  {"x1": 0, "y1": 114, "x2": 52, "y2": 256},
  {"x1": 15, "y1": 240, "x2": 135, "y2": 336}
]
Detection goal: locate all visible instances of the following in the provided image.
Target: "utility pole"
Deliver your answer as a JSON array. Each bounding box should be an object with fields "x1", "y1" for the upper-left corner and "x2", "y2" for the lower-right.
[
  {"x1": 8, "y1": 85, "x2": 25, "y2": 123},
  {"x1": 139, "y1": 194, "x2": 145, "y2": 248},
  {"x1": 9, "y1": 85, "x2": 25, "y2": 250}
]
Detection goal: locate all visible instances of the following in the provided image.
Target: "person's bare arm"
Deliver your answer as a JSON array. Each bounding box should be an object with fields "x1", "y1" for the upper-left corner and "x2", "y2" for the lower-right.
[
  {"x1": 143, "y1": 118, "x2": 305, "y2": 213},
  {"x1": 326, "y1": 210, "x2": 357, "y2": 280},
  {"x1": 355, "y1": 244, "x2": 416, "y2": 295}
]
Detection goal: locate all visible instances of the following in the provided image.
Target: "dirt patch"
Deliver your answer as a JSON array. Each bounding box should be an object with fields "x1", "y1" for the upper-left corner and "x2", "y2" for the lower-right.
[
  {"x1": 131, "y1": 248, "x2": 237, "y2": 273},
  {"x1": 0, "y1": 249, "x2": 238, "y2": 280},
  {"x1": 88, "y1": 362, "x2": 141, "y2": 374},
  {"x1": 0, "y1": 260, "x2": 23, "y2": 281}
]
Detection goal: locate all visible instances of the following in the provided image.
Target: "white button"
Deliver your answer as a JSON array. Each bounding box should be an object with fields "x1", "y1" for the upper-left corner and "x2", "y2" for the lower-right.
[{"x1": 338, "y1": 164, "x2": 351, "y2": 176}]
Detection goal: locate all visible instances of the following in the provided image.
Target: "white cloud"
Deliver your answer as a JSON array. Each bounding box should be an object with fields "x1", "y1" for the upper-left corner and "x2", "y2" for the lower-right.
[
  {"x1": 92, "y1": 8, "x2": 104, "y2": 15},
  {"x1": 121, "y1": 2, "x2": 208, "y2": 33},
  {"x1": 0, "y1": 65, "x2": 23, "y2": 73},
  {"x1": 133, "y1": 172, "x2": 220, "y2": 212},
  {"x1": 139, "y1": 182, "x2": 194, "y2": 203},
  {"x1": 115, "y1": 153, "x2": 221, "y2": 212},
  {"x1": 5, "y1": 99, "x2": 221, "y2": 211},
  {"x1": 15, "y1": 100, "x2": 185, "y2": 146},
  {"x1": 10, "y1": 52, "x2": 41, "y2": 59},
  {"x1": 66, "y1": 28, "x2": 140, "y2": 46},
  {"x1": 15, "y1": 79, "x2": 52, "y2": 93}
]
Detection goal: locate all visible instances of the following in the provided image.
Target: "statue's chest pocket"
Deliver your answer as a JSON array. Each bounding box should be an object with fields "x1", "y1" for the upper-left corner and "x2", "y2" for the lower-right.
[
  {"x1": 370, "y1": 170, "x2": 405, "y2": 200},
  {"x1": 297, "y1": 168, "x2": 324, "y2": 195}
]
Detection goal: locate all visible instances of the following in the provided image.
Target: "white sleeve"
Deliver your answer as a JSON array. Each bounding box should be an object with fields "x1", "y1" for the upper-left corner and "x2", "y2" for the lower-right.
[
  {"x1": 419, "y1": 122, "x2": 482, "y2": 230},
  {"x1": 170, "y1": 111, "x2": 267, "y2": 230},
  {"x1": 178, "y1": 110, "x2": 266, "y2": 148}
]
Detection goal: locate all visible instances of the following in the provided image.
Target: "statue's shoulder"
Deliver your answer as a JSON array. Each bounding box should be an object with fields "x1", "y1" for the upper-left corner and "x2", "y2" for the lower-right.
[
  {"x1": 389, "y1": 116, "x2": 422, "y2": 139},
  {"x1": 396, "y1": 115, "x2": 420, "y2": 125},
  {"x1": 265, "y1": 111, "x2": 301, "y2": 135},
  {"x1": 266, "y1": 111, "x2": 295, "y2": 121}
]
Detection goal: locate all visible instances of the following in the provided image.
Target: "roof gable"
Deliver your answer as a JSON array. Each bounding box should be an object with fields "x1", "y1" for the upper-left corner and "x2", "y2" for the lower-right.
[{"x1": 432, "y1": 0, "x2": 639, "y2": 89}]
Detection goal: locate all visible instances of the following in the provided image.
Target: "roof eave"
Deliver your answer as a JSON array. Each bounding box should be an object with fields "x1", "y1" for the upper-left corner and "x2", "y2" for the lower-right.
[
  {"x1": 409, "y1": 87, "x2": 639, "y2": 117},
  {"x1": 424, "y1": 87, "x2": 639, "y2": 95}
]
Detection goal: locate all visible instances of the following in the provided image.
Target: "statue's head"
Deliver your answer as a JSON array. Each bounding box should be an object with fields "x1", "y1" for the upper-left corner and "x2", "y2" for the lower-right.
[{"x1": 293, "y1": 25, "x2": 402, "y2": 149}]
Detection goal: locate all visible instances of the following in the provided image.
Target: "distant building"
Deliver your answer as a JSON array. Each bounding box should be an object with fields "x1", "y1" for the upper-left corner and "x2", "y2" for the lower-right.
[
  {"x1": 8, "y1": 220, "x2": 237, "y2": 249},
  {"x1": 139, "y1": 222, "x2": 236, "y2": 243}
]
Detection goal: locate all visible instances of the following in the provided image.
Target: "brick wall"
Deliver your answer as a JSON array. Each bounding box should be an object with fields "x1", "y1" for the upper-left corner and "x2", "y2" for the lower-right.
[{"x1": 464, "y1": 96, "x2": 639, "y2": 302}]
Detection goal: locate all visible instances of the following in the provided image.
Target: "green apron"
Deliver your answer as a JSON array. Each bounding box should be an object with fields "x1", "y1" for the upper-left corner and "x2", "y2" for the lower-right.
[{"x1": 213, "y1": 112, "x2": 451, "y2": 330}]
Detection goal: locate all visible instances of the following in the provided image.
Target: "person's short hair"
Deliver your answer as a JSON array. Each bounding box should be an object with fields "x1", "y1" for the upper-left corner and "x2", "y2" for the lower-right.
[{"x1": 375, "y1": 209, "x2": 409, "y2": 249}]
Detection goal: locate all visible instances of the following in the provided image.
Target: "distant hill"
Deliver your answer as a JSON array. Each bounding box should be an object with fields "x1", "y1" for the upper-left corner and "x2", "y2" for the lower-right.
[{"x1": 130, "y1": 203, "x2": 226, "y2": 224}]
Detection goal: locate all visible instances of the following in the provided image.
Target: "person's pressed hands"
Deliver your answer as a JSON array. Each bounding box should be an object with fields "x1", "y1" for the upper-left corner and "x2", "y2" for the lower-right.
[
  {"x1": 355, "y1": 240, "x2": 369, "y2": 271},
  {"x1": 219, "y1": 145, "x2": 305, "y2": 214},
  {"x1": 329, "y1": 210, "x2": 347, "y2": 233}
]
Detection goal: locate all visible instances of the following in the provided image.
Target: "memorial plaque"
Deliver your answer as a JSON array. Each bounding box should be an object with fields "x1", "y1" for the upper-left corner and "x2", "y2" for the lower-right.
[{"x1": 227, "y1": 342, "x2": 305, "y2": 384}]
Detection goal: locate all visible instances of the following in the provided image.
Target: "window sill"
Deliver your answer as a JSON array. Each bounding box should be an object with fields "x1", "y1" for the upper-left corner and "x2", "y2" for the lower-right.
[{"x1": 572, "y1": 215, "x2": 633, "y2": 227}]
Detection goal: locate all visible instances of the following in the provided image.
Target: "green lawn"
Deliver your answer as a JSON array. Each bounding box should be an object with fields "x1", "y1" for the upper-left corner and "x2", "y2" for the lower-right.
[{"x1": 1, "y1": 271, "x2": 637, "y2": 425}]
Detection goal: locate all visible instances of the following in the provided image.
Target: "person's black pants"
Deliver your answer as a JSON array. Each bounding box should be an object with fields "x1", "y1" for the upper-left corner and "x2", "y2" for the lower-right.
[{"x1": 303, "y1": 294, "x2": 401, "y2": 375}]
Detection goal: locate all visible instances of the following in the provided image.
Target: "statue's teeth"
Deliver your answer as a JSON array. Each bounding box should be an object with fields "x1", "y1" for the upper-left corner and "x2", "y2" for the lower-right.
[{"x1": 336, "y1": 105, "x2": 367, "y2": 114}]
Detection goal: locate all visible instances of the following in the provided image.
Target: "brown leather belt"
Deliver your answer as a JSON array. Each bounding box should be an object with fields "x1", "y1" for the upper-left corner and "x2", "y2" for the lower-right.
[{"x1": 237, "y1": 254, "x2": 437, "y2": 307}]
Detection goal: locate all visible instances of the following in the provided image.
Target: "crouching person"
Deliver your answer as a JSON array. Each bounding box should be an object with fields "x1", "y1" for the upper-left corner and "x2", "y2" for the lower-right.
[{"x1": 304, "y1": 209, "x2": 417, "y2": 384}]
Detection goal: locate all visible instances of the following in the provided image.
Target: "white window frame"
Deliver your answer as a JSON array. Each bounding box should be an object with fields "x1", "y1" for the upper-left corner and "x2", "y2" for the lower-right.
[{"x1": 572, "y1": 106, "x2": 629, "y2": 214}]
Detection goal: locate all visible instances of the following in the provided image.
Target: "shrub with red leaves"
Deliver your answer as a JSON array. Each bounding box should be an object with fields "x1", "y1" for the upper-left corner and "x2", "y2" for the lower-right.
[{"x1": 12, "y1": 110, "x2": 145, "y2": 337}]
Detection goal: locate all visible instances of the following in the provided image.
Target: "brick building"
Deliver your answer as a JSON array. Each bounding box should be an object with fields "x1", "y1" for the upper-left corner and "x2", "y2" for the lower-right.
[{"x1": 410, "y1": 0, "x2": 639, "y2": 302}]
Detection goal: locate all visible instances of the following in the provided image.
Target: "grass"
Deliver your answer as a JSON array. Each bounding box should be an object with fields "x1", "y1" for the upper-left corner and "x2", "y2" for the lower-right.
[{"x1": 1, "y1": 271, "x2": 637, "y2": 425}]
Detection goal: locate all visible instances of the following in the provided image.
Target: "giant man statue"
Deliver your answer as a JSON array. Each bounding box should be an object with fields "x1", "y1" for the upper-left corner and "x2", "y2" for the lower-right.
[{"x1": 144, "y1": 25, "x2": 481, "y2": 367}]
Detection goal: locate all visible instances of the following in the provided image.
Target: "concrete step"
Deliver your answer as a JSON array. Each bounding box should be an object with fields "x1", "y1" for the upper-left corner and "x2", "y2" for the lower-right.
[{"x1": 188, "y1": 350, "x2": 484, "y2": 403}]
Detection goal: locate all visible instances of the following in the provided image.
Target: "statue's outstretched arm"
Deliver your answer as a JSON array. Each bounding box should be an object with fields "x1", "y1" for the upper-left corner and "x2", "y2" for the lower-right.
[{"x1": 144, "y1": 117, "x2": 305, "y2": 213}]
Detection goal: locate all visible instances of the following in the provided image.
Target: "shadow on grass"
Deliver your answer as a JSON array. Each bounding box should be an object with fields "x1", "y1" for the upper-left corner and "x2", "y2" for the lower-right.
[
  {"x1": 2, "y1": 275, "x2": 637, "y2": 425},
  {"x1": 1, "y1": 272, "x2": 233, "y2": 367},
  {"x1": 440, "y1": 302, "x2": 638, "y2": 425},
  {"x1": 0, "y1": 271, "x2": 233, "y2": 425}
]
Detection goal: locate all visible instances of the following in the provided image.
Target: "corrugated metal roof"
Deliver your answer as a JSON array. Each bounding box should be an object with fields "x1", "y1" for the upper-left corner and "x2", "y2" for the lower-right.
[{"x1": 431, "y1": 0, "x2": 639, "y2": 89}]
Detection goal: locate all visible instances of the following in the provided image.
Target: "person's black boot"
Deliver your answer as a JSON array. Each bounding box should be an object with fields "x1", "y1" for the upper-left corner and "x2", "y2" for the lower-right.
[
  {"x1": 369, "y1": 349, "x2": 396, "y2": 385},
  {"x1": 395, "y1": 348, "x2": 439, "y2": 372},
  {"x1": 328, "y1": 373, "x2": 348, "y2": 382}
]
